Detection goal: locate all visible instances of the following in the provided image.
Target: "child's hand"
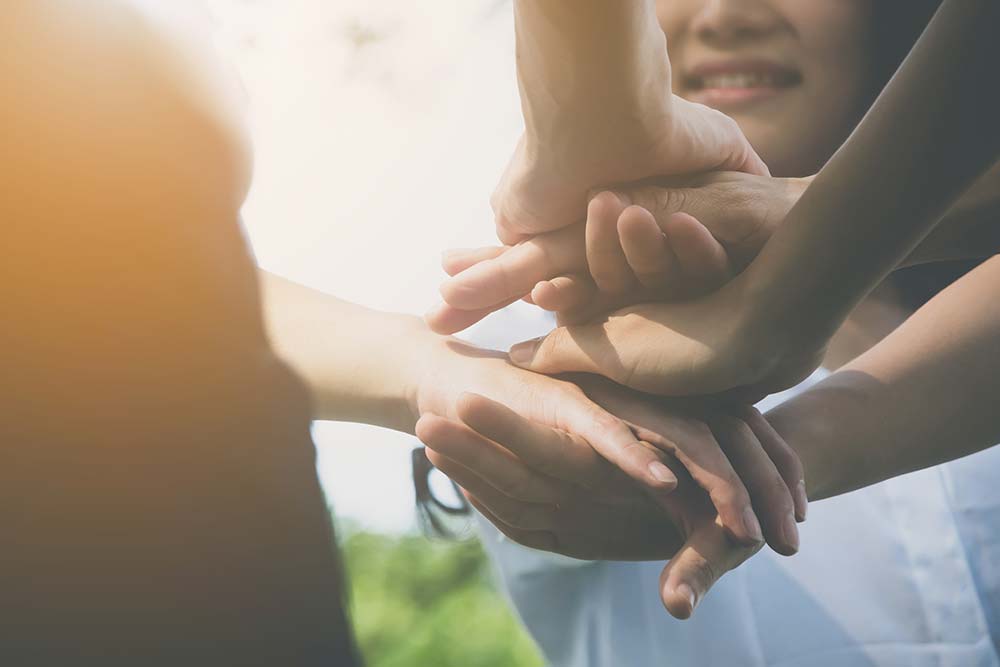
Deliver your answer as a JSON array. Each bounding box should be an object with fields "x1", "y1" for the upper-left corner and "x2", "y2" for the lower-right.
[{"x1": 427, "y1": 172, "x2": 810, "y2": 334}]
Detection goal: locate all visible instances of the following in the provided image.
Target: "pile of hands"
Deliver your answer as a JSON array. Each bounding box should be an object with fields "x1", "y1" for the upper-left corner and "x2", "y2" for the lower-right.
[{"x1": 412, "y1": 79, "x2": 823, "y2": 620}]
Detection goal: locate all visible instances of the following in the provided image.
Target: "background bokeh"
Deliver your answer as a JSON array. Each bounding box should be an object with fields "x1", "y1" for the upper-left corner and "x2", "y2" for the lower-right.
[{"x1": 205, "y1": 1, "x2": 543, "y2": 664}]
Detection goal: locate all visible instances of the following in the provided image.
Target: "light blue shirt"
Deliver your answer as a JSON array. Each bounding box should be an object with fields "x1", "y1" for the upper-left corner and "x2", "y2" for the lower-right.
[{"x1": 463, "y1": 304, "x2": 1000, "y2": 667}]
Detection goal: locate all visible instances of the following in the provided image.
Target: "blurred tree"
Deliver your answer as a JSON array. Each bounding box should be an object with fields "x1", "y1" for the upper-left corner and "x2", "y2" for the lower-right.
[{"x1": 342, "y1": 527, "x2": 544, "y2": 667}]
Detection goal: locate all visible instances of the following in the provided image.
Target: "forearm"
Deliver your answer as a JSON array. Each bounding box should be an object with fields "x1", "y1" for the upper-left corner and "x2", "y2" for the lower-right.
[
  {"x1": 514, "y1": 0, "x2": 670, "y2": 143},
  {"x1": 745, "y1": 0, "x2": 1000, "y2": 342},
  {"x1": 903, "y1": 161, "x2": 1000, "y2": 267},
  {"x1": 768, "y1": 255, "x2": 1000, "y2": 500},
  {"x1": 259, "y1": 271, "x2": 428, "y2": 432}
]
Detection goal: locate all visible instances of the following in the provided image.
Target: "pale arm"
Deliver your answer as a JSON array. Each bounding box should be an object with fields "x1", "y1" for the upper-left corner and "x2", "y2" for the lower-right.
[
  {"x1": 495, "y1": 0, "x2": 765, "y2": 242},
  {"x1": 260, "y1": 271, "x2": 425, "y2": 433}
]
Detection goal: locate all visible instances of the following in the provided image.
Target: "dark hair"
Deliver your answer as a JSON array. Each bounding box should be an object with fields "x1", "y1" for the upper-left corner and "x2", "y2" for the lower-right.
[
  {"x1": 412, "y1": 446, "x2": 473, "y2": 537},
  {"x1": 869, "y1": 1, "x2": 944, "y2": 99}
]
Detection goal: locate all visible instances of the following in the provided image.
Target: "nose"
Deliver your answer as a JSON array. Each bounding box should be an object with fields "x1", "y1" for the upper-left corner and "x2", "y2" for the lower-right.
[{"x1": 689, "y1": 0, "x2": 785, "y2": 46}]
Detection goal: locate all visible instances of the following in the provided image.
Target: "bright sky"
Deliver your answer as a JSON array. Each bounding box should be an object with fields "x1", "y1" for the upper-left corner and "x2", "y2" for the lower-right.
[{"x1": 205, "y1": 0, "x2": 521, "y2": 532}]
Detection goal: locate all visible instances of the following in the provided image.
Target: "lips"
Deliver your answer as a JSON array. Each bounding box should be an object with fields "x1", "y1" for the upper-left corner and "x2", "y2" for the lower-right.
[{"x1": 683, "y1": 59, "x2": 802, "y2": 108}]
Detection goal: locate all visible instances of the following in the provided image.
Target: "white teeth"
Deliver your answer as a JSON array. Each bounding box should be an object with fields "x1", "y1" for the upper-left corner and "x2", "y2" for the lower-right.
[{"x1": 699, "y1": 72, "x2": 780, "y2": 89}]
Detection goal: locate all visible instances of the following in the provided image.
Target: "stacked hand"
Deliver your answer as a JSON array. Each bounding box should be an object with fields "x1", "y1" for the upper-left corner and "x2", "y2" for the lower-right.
[
  {"x1": 428, "y1": 172, "x2": 810, "y2": 334},
  {"x1": 422, "y1": 163, "x2": 821, "y2": 620},
  {"x1": 411, "y1": 335, "x2": 806, "y2": 558},
  {"x1": 430, "y1": 170, "x2": 824, "y2": 399},
  {"x1": 419, "y1": 1, "x2": 818, "y2": 616},
  {"x1": 414, "y1": 381, "x2": 805, "y2": 619}
]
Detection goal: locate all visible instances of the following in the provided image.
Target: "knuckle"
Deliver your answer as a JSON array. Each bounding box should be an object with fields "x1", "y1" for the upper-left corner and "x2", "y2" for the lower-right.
[
  {"x1": 767, "y1": 476, "x2": 795, "y2": 507},
  {"x1": 772, "y1": 448, "x2": 804, "y2": 481},
  {"x1": 534, "y1": 330, "x2": 565, "y2": 366},
  {"x1": 710, "y1": 483, "x2": 750, "y2": 514},
  {"x1": 591, "y1": 411, "x2": 627, "y2": 438},
  {"x1": 499, "y1": 476, "x2": 531, "y2": 501},
  {"x1": 651, "y1": 186, "x2": 688, "y2": 216}
]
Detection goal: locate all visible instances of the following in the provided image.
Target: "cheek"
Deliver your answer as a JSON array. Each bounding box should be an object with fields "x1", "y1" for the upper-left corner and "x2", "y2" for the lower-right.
[{"x1": 777, "y1": 0, "x2": 873, "y2": 99}]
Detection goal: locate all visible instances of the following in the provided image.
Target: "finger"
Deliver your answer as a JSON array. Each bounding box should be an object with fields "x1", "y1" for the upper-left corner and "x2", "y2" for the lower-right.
[
  {"x1": 509, "y1": 318, "x2": 712, "y2": 396},
  {"x1": 416, "y1": 413, "x2": 568, "y2": 504},
  {"x1": 427, "y1": 451, "x2": 558, "y2": 531},
  {"x1": 663, "y1": 212, "x2": 731, "y2": 292},
  {"x1": 465, "y1": 494, "x2": 559, "y2": 553},
  {"x1": 672, "y1": 98, "x2": 770, "y2": 177},
  {"x1": 530, "y1": 274, "x2": 597, "y2": 313},
  {"x1": 742, "y1": 407, "x2": 808, "y2": 522},
  {"x1": 440, "y1": 224, "x2": 586, "y2": 310},
  {"x1": 711, "y1": 415, "x2": 799, "y2": 556},
  {"x1": 509, "y1": 324, "x2": 629, "y2": 383},
  {"x1": 442, "y1": 246, "x2": 507, "y2": 277},
  {"x1": 456, "y1": 392, "x2": 636, "y2": 496},
  {"x1": 494, "y1": 209, "x2": 530, "y2": 246},
  {"x1": 423, "y1": 297, "x2": 519, "y2": 335},
  {"x1": 585, "y1": 191, "x2": 634, "y2": 294},
  {"x1": 460, "y1": 391, "x2": 678, "y2": 496},
  {"x1": 471, "y1": 490, "x2": 680, "y2": 561},
  {"x1": 617, "y1": 205, "x2": 675, "y2": 290},
  {"x1": 625, "y1": 416, "x2": 764, "y2": 548},
  {"x1": 553, "y1": 288, "x2": 650, "y2": 326},
  {"x1": 659, "y1": 517, "x2": 759, "y2": 620}
]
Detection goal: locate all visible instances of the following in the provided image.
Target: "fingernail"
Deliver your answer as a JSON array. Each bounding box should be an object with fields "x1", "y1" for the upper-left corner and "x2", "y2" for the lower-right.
[
  {"x1": 509, "y1": 338, "x2": 540, "y2": 364},
  {"x1": 676, "y1": 583, "x2": 697, "y2": 614},
  {"x1": 648, "y1": 461, "x2": 677, "y2": 488},
  {"x1": 795, "y1": 480, "x2": 808, "y2": 522},
  {"x1": 784, "y1": 512, "x2": 800, "y2": 553},
  {"x1": 743, "y1": 507, "x2": 764, "y2": 544}
]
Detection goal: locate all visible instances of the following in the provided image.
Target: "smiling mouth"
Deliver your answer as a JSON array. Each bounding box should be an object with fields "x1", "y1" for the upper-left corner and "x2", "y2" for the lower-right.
[
  {"x1": 686, "y1": 70, "x2": 802, "y2": 91},
  {"x1": 683, "y1": 63, "x2": 803, "y2": 108}
]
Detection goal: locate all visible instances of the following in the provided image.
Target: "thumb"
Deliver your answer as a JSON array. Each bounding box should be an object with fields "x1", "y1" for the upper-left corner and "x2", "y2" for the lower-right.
[
  {"x1": 659, "y1": 518, "x2": 759, "y2": 619},
  {"x1": 671, "y1": 97, "x2": 770, "y2": 177},
  {"x1": 508, "y1": 324, "x2": 629, "y2": 385}
]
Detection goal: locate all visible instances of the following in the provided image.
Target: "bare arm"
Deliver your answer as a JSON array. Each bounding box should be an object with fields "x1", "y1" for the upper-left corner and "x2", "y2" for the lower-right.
[
  {"x1": 769, "y1": 255, "x2": 1000, "y2": 500},
  {"x1": 503, "y1": 0, "x2": 1000, "y2": 399},
  {"x1": 494, "y1": 0, "x2": 765, "y2": 242},
  {"x1": 259, "y1": 271, "x2": 426, "y2": 433},
  {"x1": 746, "y1": 0, "x2": 1000, "y2": 344},
  {"x1": 514, "y1": 0, "x2": 671, "y2": 141},
  {"x1": 904, "y1": 162, "x2": 1000, "y2": 267}
]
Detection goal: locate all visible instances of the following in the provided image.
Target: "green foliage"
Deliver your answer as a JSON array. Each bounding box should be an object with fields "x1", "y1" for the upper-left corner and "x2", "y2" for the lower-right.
[{"x1": 342, "y1": 528, "x2": 545, "y2": 667}]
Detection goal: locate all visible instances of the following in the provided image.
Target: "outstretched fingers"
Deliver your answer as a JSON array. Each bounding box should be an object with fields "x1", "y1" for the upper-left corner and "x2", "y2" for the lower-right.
[
  {"x1": 457, "y1": 392, "x2": 676, "y2": 497},
  {"x1": 439, "y1": 224, "x2": 586, "y2": 311},
  {"x1": 710, "y1": 414, "x2": 799, "y2": 556}
]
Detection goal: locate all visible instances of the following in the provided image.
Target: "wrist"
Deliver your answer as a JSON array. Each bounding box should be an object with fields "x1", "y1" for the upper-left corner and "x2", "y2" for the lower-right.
[
  {"x1": 516, "y1": 1, "x2": 672, "y2": 147},
  {"x1": 311, "y1": 312, "x2": 435, "y2": 434},
  {"x1": 764, "y1": 371, "x2": 873, "y2": 501}
]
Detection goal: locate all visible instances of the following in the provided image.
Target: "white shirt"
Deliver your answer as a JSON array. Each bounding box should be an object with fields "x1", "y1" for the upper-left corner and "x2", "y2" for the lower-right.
[{"x1": 462, "y1": 304, "x2": 1000, "y2": 667}]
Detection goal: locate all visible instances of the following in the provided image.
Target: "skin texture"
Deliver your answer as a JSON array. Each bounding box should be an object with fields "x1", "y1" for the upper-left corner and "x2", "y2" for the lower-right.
[
  {"x1": 2, "y1": 0, "x2": 802, "y2": 626},
  {"x1": 659, "y1": 0, "x2": 874, "y2": 177},
  {"x1": 423, "y1": 251, "x2": 1000, "y2": 617},
  {"x1": 505, "y1": 0, "x2": 1000, "y2": 400},
  {"x1": 427, "y1": 0, "x2": 1000, "y2": 617},
  {"x1": 493, "y1": 0, "x2": 767, "y2": 243},
  {"x1": 262, "y1": 273, "x2": 805, "y2": 555}
]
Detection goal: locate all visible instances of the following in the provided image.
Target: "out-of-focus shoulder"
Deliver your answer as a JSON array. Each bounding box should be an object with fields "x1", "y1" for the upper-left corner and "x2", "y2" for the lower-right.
[{"x1": 0, "y1": 0, "x2": 251, "y2": 208}]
